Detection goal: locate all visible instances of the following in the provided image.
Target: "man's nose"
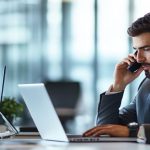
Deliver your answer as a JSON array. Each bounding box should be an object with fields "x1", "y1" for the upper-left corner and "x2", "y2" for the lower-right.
[{"x1": 136, "y1": 50, "x2": 146, "y2": 63}]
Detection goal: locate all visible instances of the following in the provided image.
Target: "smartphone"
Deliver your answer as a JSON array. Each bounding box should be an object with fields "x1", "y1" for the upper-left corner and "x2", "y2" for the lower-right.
[{"x1": 128, "y1": 62, "x2": 142, "y2": 72}]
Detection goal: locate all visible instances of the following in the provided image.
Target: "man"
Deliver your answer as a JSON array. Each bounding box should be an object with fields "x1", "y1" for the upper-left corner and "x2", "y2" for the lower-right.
[{"x1": 83, "y1": 13, "x2": 150, "y2": 137}]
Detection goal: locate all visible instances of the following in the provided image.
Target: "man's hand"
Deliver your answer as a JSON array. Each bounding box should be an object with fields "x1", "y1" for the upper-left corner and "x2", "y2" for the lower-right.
[
  {"x1": 112, "y1": 53, "x2": 144, "y2": 92},
  {"x1": 83, "y1": 124, "x2": 129, "y2": 137}
]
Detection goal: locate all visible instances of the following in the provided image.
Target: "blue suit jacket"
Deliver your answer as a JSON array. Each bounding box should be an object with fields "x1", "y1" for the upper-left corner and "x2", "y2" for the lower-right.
[{"x1": 96, "y1": 78, "x2": 150, "y2": 125}]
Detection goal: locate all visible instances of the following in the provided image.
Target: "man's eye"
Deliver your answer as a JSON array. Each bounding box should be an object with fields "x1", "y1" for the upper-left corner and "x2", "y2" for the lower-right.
[{"x1": 144, "y1": 47, "x2": 150, "y2": 51}]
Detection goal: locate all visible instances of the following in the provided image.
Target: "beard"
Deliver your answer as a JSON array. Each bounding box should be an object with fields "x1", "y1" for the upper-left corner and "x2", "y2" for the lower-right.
[
  {"x1": 142, "y1": 63, "x2": 150, "y2": 79},
  {"x1": 145, "y1": 70, "x2": 150, "y2": 78}
]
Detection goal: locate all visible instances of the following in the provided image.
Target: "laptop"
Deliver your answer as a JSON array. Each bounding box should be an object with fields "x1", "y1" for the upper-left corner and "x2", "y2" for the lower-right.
[
  {"x1": 0, "y1": 66, "x2": 18, "y2": 138},
  {"x1": 18, "y1": 83, "x2": 137, "y2": 142}
]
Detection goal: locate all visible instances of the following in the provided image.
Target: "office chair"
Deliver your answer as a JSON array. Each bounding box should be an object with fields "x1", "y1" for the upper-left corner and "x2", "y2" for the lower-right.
[{"x1": 44, "y1": 80, "x2": 81, "y2": 132}]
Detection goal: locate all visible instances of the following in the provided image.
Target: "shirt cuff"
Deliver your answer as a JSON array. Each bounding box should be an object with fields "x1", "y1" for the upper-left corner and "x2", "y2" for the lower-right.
[{"x1": 105, "y1": 84, "x2": 123, "y2": 95}]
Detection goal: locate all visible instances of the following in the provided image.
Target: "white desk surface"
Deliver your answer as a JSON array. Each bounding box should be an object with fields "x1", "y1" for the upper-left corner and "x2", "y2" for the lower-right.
[{"x1": 0, "y1": 136, "x2": 150, "y2": 150}]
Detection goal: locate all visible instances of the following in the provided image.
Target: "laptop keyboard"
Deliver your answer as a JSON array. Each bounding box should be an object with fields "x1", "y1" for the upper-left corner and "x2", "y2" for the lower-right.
[
  {"x1": 69, "y1": 136, "x2": 103, "y2": 142},
  {"x1": 68, "y1": 134, "x2": 109, "y2": 142},
  {"x1": 68, "y1": 135, "x2": 137, "y2": 143}
]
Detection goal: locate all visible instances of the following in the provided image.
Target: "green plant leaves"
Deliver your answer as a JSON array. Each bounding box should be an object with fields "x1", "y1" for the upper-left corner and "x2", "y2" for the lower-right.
[{"x1": 0, "y1": 97, "x2": 24, "y2": 119}]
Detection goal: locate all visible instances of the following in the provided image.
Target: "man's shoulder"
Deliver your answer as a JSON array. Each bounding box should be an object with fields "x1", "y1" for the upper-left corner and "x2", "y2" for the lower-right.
[{"x1": 138, "y1": 77, "x2": 147, "y2": 90}]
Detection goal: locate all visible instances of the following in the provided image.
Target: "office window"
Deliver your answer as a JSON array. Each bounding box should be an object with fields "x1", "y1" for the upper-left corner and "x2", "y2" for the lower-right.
[
  {"x1": 97, "y1": 0, "x2": 129, "y2": 107},
  {"x1": 46, "y1": 0, "x2": 95, "y2": 132},
  {"x1": 0, "y1": 0, "x2": 44, "y2": 97}
]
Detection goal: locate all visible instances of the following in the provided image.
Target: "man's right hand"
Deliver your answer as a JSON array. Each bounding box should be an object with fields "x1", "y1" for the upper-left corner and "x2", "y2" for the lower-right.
[
  {"x1": 83, "y1": 124, "x2": 129, "y2": 137},
  {"x1": 111, "y1": 53, "x2": 144, "y2": 92}
]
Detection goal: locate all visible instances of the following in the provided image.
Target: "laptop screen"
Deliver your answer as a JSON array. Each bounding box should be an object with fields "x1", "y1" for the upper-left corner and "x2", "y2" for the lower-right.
[
  {"x1": 18, "y1": 83, "x2": 68, "y2": 142},
  {"x1": 0, "y1": 66, "x2": 6, "y2": 103}
]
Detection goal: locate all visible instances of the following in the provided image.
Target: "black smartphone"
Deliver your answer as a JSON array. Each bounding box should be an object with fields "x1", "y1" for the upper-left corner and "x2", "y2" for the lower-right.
[{"x1": 128, "y1": 62, "x2": 142, "y2": 72}]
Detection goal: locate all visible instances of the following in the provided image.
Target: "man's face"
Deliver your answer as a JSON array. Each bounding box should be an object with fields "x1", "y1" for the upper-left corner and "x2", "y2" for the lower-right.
[{"x1": 132, "y1": 32, "x2": 150, "y2": 78}]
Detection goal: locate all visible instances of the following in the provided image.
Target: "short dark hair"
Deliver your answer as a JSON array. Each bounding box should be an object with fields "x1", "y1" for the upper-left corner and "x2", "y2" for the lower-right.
[{"x1": 127, "y1": 13, "x2": 150, "y2": 37}]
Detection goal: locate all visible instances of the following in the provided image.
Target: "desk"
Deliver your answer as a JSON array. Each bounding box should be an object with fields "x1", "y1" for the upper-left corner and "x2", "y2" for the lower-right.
[{"x1": 0, "y1": 136, "x2": 150, "y2": 150}]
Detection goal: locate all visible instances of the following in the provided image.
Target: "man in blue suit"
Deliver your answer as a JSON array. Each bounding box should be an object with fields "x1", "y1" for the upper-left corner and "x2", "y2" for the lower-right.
[{"x1": 84, "y1": 13, "x2": 150, "y2": 137}]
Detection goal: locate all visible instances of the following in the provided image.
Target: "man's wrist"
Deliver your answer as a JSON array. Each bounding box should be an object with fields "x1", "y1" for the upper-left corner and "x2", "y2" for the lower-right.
[
  {"x1": 106, "y1": 85, "x2": 123, "y2": 95},
  {"x1": 111, "y1": 83, "x2": 125, "y2": 92}
]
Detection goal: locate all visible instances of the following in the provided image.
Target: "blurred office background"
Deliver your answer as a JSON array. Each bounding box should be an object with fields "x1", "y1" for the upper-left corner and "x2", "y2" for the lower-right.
[{"x1": 0, "y1": 0, "x2": 149, "y2": 133}]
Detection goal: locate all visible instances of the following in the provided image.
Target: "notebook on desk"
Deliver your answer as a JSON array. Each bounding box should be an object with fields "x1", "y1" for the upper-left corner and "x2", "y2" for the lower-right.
[{"x1": 18, "y1": 83, "x2": 137, "y2": 143}]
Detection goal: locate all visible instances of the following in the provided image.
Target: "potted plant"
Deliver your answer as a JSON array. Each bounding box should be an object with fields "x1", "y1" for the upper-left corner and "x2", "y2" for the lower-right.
[{"x1": 0, "y1": 97, "x2": 24, "y2": 123}]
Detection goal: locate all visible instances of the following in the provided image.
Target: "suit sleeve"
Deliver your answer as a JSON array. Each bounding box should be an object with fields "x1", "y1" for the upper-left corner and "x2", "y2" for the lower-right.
[{"x1": 96, "y1": 92, "x2": 137, "y2": 125}]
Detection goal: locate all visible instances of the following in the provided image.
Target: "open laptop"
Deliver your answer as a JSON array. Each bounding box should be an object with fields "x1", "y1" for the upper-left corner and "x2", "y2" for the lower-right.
[
  {"x1": 0, "y1": 66, "x2": 18, "y2": 138},
  {"x1": 18, "y1": 83, "x2": 137, "y2": 142}
]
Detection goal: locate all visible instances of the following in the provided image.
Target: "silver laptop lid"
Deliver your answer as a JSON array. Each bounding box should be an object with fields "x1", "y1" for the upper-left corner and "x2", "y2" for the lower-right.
[{"x1": 18, "y1": 83, "x2": 68, "y2": 142}]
